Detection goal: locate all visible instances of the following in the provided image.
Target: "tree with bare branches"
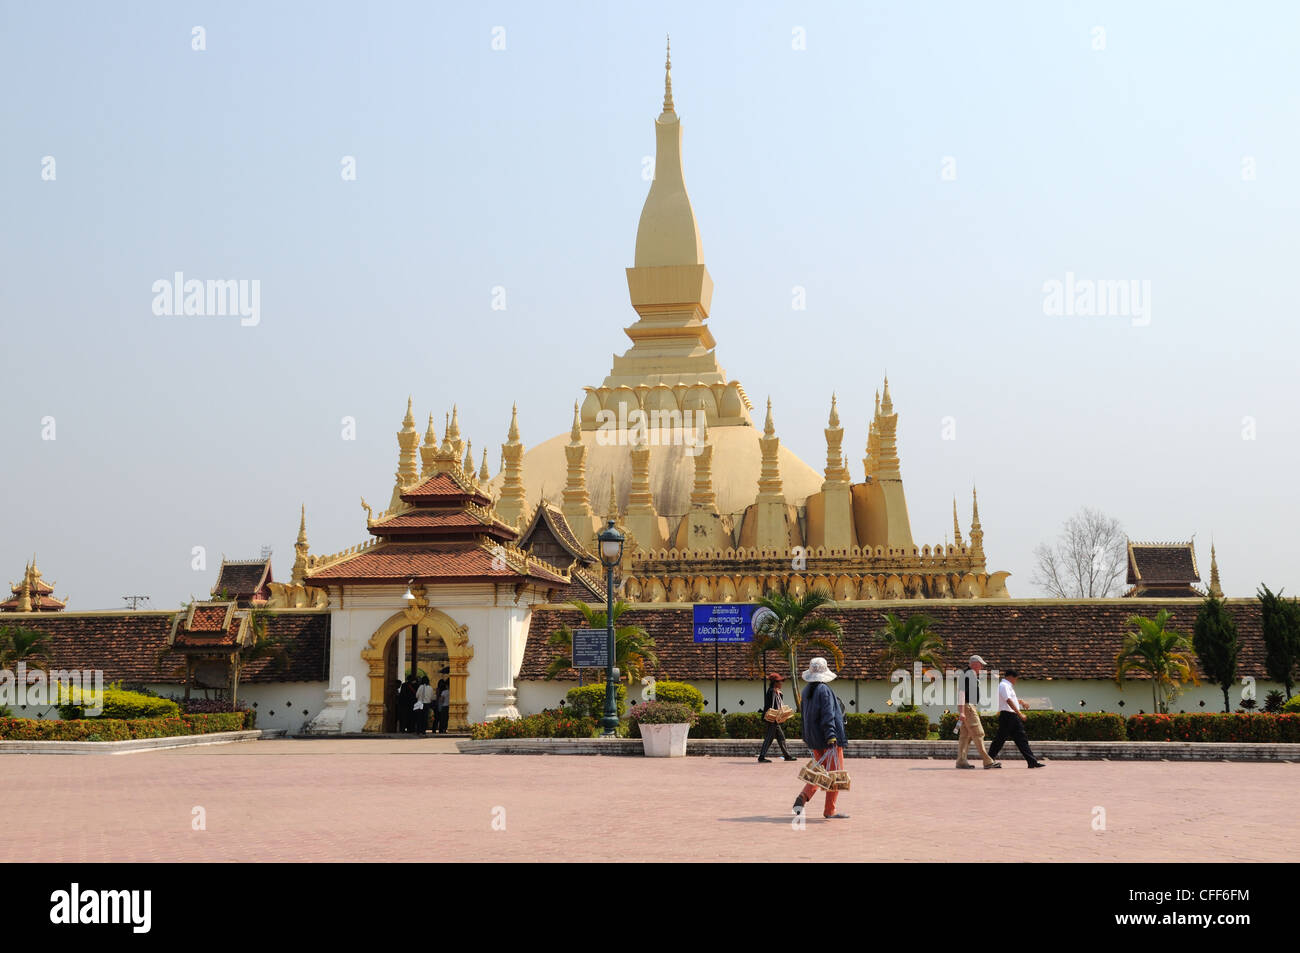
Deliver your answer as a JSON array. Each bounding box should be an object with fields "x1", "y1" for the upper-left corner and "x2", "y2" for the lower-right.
[{"x1": 1031, "y1": 507, "x2": 1127, "y2": 598}]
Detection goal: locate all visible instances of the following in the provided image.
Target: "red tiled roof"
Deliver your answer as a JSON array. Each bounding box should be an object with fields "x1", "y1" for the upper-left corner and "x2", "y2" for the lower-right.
[
  {"x1": 369, "y1": 509, "x2": 516, "y2": 541},
  {"x1": 520, "y1": 503, "x2": 592, "y2": 563},
  {"x1": 308, "y1": 543, "x2": 569, "y2": 586},
  {"x1": 1128, "y1": 543, "x2": 1199, "y2": 585},
  {"x1": 211, "y1": 559, "x2": 273, "y2": 605},
  {"x1": 188, "y1": 604, "x2": 231, "y2": 632},
  {"x1": 400, "y1": 471, "x2": 491, "y2": 507},
  {"x1": 0, "y1": 594, "x2": 66, "y2": 611},
  {"x1": 0, "y1": 611, "x2": 328, "y2": 683},
  {"x1": 519, "y1": 599, "x2": 1269, "y2": 682}
]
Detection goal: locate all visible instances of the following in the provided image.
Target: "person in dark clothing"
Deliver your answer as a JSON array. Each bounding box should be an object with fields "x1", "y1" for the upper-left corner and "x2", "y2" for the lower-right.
[
  {"x1": 986, "y1": 670, "x2": 1046, "y2": 768},
  {"x1": 758, "y1": 673, "x2": 797, "y2": 763},
  {"x1": 397, "y1": 677, "x2": 417, "y2": 734},
  {"x1": 434, "y1": 667, "x2": 451, "y2": 733},
  {"x1": 793, "y1": 657, "x2": 850, "y2": 819}
]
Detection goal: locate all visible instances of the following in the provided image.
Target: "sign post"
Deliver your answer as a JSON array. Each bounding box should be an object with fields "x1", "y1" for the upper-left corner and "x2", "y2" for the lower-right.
[
  {"x1": 571, "y1": 628, "x2": 609, "y2": 671},
  {"x1": 692, "y1": 604, "x2": 758, "y2": 714}
]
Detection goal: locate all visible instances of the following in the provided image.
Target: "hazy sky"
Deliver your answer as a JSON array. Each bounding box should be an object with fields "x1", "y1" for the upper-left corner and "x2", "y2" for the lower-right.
[{"x1": 3, "y1": 1, "x2": 1297, "y2": 610}]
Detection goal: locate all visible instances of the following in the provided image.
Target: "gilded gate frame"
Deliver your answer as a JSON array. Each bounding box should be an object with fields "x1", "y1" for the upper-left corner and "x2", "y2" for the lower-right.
[{"x1": 360, "y1": 596, "x2": 474, "y2": 732}]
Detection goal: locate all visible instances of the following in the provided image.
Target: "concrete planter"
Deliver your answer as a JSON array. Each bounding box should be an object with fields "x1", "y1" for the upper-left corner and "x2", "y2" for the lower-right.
[{"x1": 640, "y1": 722, "x2": 690, "y2": 757}]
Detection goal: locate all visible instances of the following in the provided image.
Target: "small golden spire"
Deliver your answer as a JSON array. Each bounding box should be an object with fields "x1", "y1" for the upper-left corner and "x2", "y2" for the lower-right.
[
  {"x1": 1209, "y1": 542, "x2": 1223, "y2": 599},
  {"x1": 297, "y1": 504, "x2": 308, "y2": 546},
  {"x1": 403, "y1": 396, "x2": 415, "y2": 429},
  {"x1": 569, "y1": 400, "x2": 582, "y2": 443},
  {"x1": 828, "y1": 392, "x2": 840, "y2": 428},
  {"x1": 663, "y1": 34, "x2": 674, "y2": 114},
  {"x1": 763, "y1": 397, "x2": 775, "y2": 437},
  {"x1": 952, "y1": 497, "x2": 964, "y2": 547},
  {"x1": 462, "y1": 439, "x2": 474, "y2": 475},
  {"x1": 607, "y1": 473, "x2": 619, "y2": 520},
  {"x1": 881, "y1": 376, "x2": 893, "y2": 415},
  {"x1": 479, "y1": 448, "x2": 490, "y2": 483},
  {"x1": 507, "y1": 402, "x2": 520, "y2": 442}
]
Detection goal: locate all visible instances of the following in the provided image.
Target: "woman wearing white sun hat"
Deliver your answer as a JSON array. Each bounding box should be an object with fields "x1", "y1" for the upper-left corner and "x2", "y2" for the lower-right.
[{"x1": 792, "y1": 657, "x2": 849, "y2": 819}]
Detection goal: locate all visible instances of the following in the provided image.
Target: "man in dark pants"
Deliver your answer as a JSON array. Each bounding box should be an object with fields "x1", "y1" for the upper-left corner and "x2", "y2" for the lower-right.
[
  {"x1": 987, "y1": 670, "x2": 1046, "y2": 768},
  {"x1": 757, "y1": 673, "x2": 797, "y2": 763}
]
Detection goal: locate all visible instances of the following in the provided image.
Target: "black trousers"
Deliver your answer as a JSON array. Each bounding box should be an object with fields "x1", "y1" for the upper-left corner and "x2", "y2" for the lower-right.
[
  {"x1": 435, "y1": 706, "x2": 449, "y2": 733},
  {"x1": 415, "y1": 707, "x2": 429, "y2": 733},
  {"x1": 987, "y1": 711, "x2": 1038, "y2": 764},
  {"x1": 759, "y1": 721, "x2": 792, "y2": 759}
]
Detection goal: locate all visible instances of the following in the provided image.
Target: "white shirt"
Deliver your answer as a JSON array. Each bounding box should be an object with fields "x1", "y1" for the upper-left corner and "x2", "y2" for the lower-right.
[
  {"x1": 417, "y1": 684, "x2": 434, "y2": 705},
  {"x1": 997, "y1": 678, "x2": 1019, "y2": 713}
]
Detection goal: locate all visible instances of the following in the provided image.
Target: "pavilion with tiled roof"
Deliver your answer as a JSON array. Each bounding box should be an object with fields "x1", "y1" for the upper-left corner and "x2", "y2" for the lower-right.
[
  {"x1": 210, "y1": 557, "x2": 274, "y2": 607},
  {"x1": 298, "y1": 399, "x2": 579, "y2": 732},
  {"x1": 1124, "y1": 541, "x2": 1204, "y2": 598},
  {"x1": 0, "y1": 559, "x2": 67, "y2": 613}
]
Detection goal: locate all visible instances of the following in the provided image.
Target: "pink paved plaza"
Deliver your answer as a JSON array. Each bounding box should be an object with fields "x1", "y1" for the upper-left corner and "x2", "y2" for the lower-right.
[{"x1": 4, "y1": 739, "x2": 1294, "y2": 862}]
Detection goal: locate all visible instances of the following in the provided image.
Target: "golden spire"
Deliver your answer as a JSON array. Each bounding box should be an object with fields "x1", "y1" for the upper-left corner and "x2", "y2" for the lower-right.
[
  {"x1": 880, "y1": 375, "x2": 893, "y2": 415},
  {"x1": 1209, "y1": 542, "x2": 1223, "y2": 599},
  {"x1": 872, "y1": 375, "x2": 901, "y2": 479},
  {"x1": 496, "y1": 403, "x2": 528, "y2": 528},
  {"x1": 690, "y1": 418, "x2": 717, "y2": 510},
  {"x1": 823, "y1": 393, "x2": 848, "y2": 486},
  {"x1": 479, "y1": 447, "x2": 490, "y2": 484},
  {"x1": 391, "y1": 398, "x2": 421, "y2": 507},
  {"x1": 447, "y1": 404, "x2": 463, "y2": 459},
  {"x1": 606, "y1": 473, "x2": 620, "y2": 521},
  {"x1": 970, "y1": 487, "x2": 984, "y2": 561},
  {"x1": 561, "y1": 400, "x2": 593, "y2": 535},
  {"x1": 757, "y1": 397, "x2": 783, "y2": 502},
  {"x1": 952, "y1": 497, "x2": 964, "y2": 548},
  {"x1": 634, "y1": 40, "x2": 702, "y2": 268},
  {"x1": 462, "y1": 439, "x2": 474, "y2": 478},
  {"x1": 663, "y1": 34, "x2": 674, "y2": 114},
  {"x1": 420, "y1": 413, "x2": 439, "y2": 477},
  {"x1": 15, "y1": 562, "x2": 31, "y2": 612},
  {"x1": 292, "y1": 505, "x2": 310, "y2": 585}
]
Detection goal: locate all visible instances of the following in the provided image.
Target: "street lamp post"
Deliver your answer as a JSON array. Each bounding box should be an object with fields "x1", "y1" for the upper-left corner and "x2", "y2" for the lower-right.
[{"x1": 597, "y1": 519, "x2": 625, "y2": 736}]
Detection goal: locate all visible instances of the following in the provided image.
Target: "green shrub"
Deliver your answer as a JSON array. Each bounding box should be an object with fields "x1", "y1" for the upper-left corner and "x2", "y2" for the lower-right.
[
  {"x1": 724, "y1": 711, "x2": 767, "y2": 738},
  {"x1": 844, "y1": 712, "x2": 930, "y2": 740},
  {"x1": 0, "y1": 713, "x2": 252, "y2": 741},
  {"x1": 1283, "y1": 694, "x2": 1300, "y2": 713},
  {"x1": 648, "y1": 681, "x2": 705, "y2": 712},
  {"x1": 937, "y1": 710, "x2": 1126, "y2": 741},
  {"x1": 58, "y1": 687, "x2": 181, "y2": 721},
  {"x1": 628, "y1": 701, "x2": 695, "y2": 725},
  {"x1": 468, "y1": 709, "x2": 597, "y2": 740},
  {"x1": 692, "y1": 712, "x2": 726, "y2": 738},
  {"x1": 564, "y1": 683, "x2": 626, "y2": 720}
]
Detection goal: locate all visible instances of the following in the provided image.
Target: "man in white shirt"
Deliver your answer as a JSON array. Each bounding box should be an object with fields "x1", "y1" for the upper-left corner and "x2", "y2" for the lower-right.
[{"x1": 986, "y1": 670, "x2": 1046, "y2": 768}]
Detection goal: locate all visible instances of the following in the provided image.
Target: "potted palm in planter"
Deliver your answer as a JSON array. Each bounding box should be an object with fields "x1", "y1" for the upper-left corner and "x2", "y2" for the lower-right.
[{"x1": 630, "y1": 700, "x2": 696, "y2": 757}]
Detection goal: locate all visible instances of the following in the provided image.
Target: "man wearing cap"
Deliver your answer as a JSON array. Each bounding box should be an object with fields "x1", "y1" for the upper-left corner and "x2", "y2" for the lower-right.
[
  {"x1": 758, "y1": 673, "x2": 797, "y2": 763},
  {"x1": 792, "y1": 657, "x2": 849, "y2": 819},
  {"x1": 956, "y1": 655, "x2": 1000, "y2": 770}
]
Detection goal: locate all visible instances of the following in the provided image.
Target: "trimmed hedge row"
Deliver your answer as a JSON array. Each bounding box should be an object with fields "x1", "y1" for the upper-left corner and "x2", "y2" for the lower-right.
[
  {"x1": 936, "y1": 711, "x2": 1300, "y2": 743},
  {"x1": 1127, "y1": 713, "x2": 1300, "y2": 743},
  {"x1": 704, "y1": 711, "x2": 928, "y2": 740},
  {"x1": 469, "y1": 709, "x2": 597, "y2": 740},
  {"x1": 938, "y1": 711, "x2": 1127, "y2": 741},
  {"x1": 0, "y1": 711, "x2": 252, "y2": 741},
  {"x1": 58, "y1": 687, "x2": 182, "y2": 721}
]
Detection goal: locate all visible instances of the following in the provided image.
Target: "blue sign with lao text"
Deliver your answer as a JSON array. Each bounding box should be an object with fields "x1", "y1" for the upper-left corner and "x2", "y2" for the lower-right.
[
  {"x1": 571, "y1": 629, "x2": 609, "y2": 668},
  {"x1": 692, "y1": 604, "x2": 763, "y2": 644}
]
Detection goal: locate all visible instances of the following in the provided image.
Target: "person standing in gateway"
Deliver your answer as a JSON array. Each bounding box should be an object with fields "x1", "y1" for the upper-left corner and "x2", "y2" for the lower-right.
[{"x1": 792, "y1": 657, "x2": 849, "y2": 819}]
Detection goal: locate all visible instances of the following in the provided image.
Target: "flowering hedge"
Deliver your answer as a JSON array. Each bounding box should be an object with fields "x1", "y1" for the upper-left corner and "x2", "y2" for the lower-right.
[
  {"x1": 468, "y1": 709, "x2": 597, "y2": 740},
  {"x1": 1127, "y1": 713, "x2": 1300, "y2": 743},
  {"x1": 938, "y1": 711, "x2": 1127, "y2": 741},
  {"x1": 0, "y1": 711, "x2": 253, "y2": 741}
]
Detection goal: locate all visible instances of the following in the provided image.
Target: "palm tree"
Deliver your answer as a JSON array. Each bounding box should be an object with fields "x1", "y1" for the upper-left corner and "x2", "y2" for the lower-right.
[
  {"x1": 545, "y1": 600, "x2": 658, "y2": 685},
  {"x1": 875, "y1": 612, "x2": 945, "y2": 708},
  {"x1": 230, "y1": 609, "x2": 289, "y2": 710},
  {"x1": 1115, "y1": 609, "x2": 1199, "y2": 713},
  {"x1": 0, "y1": 625, "x2": 51, "y2": 671},
  {"x1": 749, "y1": 591, "x2": 844, "y2": 711}
]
